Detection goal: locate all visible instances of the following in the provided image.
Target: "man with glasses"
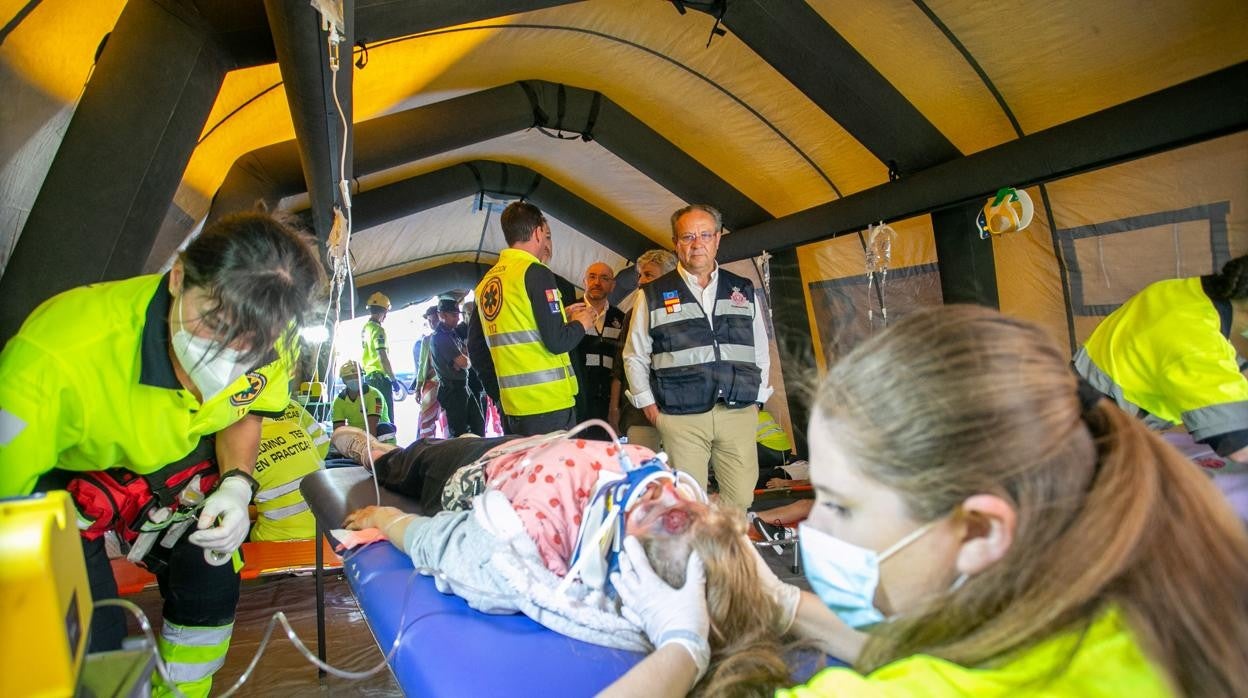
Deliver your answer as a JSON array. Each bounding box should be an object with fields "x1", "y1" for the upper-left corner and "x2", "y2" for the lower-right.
[{"x1": 622, "y1": 204, "x2": 772, "y2": 509}]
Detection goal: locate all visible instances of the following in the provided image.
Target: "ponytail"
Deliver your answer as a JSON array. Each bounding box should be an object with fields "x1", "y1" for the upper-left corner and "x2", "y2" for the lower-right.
[
  {"x1": 1087, "y1": 405, "x2": 1248, "y2": 697},
  {"x1": 1208, "y1": 254, "x2": 1248, "y2": 300}
]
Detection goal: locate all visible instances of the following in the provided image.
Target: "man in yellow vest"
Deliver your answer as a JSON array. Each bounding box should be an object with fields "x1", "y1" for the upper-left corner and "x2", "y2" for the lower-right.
[
  {"x1": 468, "y1": 202, "x2": 596, "y2": 435},
  {"x1": 361, "y1": 291, "x2": 398, "y2": 424}
]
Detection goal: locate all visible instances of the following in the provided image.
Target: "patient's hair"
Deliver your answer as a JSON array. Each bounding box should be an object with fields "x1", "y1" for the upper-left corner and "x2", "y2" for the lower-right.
[
  {"x1": 638, "y1": 503, "x2": 791, "y2": 698},
  {"x1": 816, "y1": 305, "x2": 1248, "y2": 698}
]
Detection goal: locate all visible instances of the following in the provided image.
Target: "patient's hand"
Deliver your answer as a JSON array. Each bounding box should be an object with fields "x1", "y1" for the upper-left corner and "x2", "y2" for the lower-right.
[{"x1": 344, "y1": 505, "x2": 400, "y2": 531}]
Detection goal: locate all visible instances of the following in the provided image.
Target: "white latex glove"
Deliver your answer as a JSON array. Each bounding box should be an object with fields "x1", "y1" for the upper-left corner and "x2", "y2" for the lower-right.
[
  {"x1": 187, "y1": 476, "x2": 252, "y2": 565},
  {"x1": 612, "y1": 536, "x2": 711, "y2": 680},
  {"x1": 748, "y1": 537, "x2": 802, "y2": 634}
]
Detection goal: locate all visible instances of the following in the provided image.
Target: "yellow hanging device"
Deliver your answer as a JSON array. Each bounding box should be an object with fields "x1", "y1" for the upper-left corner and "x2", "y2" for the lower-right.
[{"x1": 0, "y1": 491, "x2": 92, "y2": 697}]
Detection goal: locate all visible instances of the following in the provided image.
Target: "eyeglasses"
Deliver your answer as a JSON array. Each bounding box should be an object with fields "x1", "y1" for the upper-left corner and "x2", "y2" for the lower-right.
[{"x1": 675, "y1": 231, "x2": 718, "y2": 245}]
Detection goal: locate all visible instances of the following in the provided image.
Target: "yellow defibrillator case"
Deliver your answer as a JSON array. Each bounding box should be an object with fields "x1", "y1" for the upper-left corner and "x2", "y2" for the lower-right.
[{"x1": 0, "y1": 490, "x2": 92, "y2": 696}]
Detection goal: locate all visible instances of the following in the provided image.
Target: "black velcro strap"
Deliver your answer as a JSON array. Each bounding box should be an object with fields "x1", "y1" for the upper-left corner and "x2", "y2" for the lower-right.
[
  {"x1": 555, "y1": 84, "x2": 567, "y2": 131},
  {"x1": 517, "y1": 81, "x2": 549, "y2": 128},
  {"x1": 582, "y1": 92, "x2": 601, "y2": 142}
]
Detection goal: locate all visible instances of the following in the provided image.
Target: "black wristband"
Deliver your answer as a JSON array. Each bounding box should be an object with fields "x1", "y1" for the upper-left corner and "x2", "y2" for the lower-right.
[{"x1": 221, "y1": 469, "x2": 260, "y2": 498}]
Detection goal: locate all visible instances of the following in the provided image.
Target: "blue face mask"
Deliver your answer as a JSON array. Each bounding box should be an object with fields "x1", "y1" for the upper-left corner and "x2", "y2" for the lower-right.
[{"x1": 798, "y1": 519, "x2": 942, "y2": 629}]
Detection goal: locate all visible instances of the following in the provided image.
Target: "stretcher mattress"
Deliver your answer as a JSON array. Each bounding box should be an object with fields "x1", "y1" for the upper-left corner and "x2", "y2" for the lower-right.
[{"x1": 302, "y1": 467, "x2": 642, "y2": 696}]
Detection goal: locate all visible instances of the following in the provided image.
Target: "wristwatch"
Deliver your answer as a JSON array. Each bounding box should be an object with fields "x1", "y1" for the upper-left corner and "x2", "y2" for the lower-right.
[{"x1": 221, "y1": 469, "x2": 261, "y2": 498}]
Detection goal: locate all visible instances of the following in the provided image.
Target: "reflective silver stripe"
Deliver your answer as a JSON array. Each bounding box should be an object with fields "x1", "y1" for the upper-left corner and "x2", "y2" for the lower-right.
[
  {"x1": 653, "y1": 345, "x2": 716, "y2": 370},
  {"x1": 650, "y1": 302, "x2": 706, "y2": 329},
  {"x1": 602, "y1": 327, "x2": 621, "y2": 339},
  {"x1": 488, "y1": 329, "x2": 543, "y2": 346},
  {"x1": 758, "y1": 423, "x2": 784, "y2": 439},
  {"x1": 585, "y1": 354, "x2": 616, "y2": 369},
  {"x1": 1072, "y1": 350, "x2": 1159, "y2": 423},
  {"x1": 261, "y1": 500, "x2": 310, "y2": 520},
  {"x1": 499, "y1": 366, "x2": 570, "y2": 388},
  {"x1": 166, "y1": 657, "x2": 227, "y2": 683},
  {"x1": 713, "y1": 299, "x2": 753, "y2": 317},
  {"x1": 163, "y1": 621, "x2": 233, "y2": 647},
  {"x1": 719, "y1": 343, "x2": 754, "y2": 363},
  {"x1": 1182, "y1": 401, "x2": 1248, "y2": 442},
  {"x1": 256, "y1": 479, "x2": 302, "y2": 503}
]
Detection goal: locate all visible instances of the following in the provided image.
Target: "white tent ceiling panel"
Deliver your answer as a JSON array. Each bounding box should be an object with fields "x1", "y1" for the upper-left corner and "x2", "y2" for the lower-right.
[
  {"x1": 347, "y1": 129, "x2": 689, "y2": 246},
  {"x1": 350, "y1": 194, "x2": 628, "y2": 290}
]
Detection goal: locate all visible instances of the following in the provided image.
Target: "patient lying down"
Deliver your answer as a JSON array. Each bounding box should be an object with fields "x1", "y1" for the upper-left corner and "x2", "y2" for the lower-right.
[{"x1": 342, "y1": 432, "x2": 793, "y2": 696}]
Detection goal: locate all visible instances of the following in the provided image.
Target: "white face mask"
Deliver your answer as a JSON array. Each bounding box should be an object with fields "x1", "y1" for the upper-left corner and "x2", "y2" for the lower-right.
[{"x1": 171, "y1": 295, "x2": 250, "y2": 400}]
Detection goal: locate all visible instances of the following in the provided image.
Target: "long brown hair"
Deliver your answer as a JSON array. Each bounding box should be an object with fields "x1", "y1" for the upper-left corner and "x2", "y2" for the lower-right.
[
  {"x1": 816, "y1": 305, "x2": 1248, "y2": 697},
  {"x1": 640, "y1": 503, "x2": 793, "y2": 697}
]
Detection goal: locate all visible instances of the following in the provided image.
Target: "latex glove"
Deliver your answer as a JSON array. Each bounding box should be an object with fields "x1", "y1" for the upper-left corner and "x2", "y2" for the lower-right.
[
  {"x1": 612, "y1": 536, "x2": 711, "y2": 680},
  {"x1": 748, "y1": 537, "x2": 802, "y2": 633},
  {"x1": 187, "y1": 476, "x2": 253, "y2": 565}
]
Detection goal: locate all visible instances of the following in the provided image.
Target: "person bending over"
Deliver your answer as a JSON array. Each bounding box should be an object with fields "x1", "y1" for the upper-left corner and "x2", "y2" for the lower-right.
[{"x1": 606, "y1": 305, "x2": 1248, "y2": 698}]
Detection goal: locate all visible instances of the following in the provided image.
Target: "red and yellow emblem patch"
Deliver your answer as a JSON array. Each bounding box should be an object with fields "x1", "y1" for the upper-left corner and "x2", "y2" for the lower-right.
[{"x1": 480, "y1": 276, "x2": 504, "y2": 322}]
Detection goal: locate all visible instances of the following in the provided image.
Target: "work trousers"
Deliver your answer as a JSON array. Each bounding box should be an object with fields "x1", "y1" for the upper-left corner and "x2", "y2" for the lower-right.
[{"x1": 656, "y1": 403, "x2": 759, "y2": 509}]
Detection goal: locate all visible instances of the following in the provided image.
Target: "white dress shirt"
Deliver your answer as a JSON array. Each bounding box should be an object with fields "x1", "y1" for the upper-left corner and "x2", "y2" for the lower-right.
[{"x1": 622, "y1": 263, "x2": 772, "y2": 409}]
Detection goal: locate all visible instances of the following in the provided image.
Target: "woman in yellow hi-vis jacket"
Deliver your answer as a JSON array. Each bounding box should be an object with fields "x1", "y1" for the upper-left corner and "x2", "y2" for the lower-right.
[
  {"x1": 1074, "y1": 254, "x2": 1248, "y2": 467},
  {"x1": 601, "y1": 307, "x2": 1247, "y2": 698},
  {"x1": 0, "y1": 212, "x2": 325, "y2": 697}
]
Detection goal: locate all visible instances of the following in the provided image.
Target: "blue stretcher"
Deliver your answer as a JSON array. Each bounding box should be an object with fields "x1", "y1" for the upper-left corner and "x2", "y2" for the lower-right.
[{"x1": 302, "y1": 467, "x2": 643, "y2": 696}]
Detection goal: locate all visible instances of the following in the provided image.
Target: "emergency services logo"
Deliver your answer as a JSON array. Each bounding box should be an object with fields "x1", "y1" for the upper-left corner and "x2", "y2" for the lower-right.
[
  {"x1": 730, "y1": 287, "x2": 749, "y2": 308},
  {"x1": 663, "y1": 290, "x2": 681, "y2": 314},
  {"x1": 481, "y1": 277, "x2": 504, "y2": 322},
  {"x1": 230, "y1": 372, "x2": 268, "y2": 406}
]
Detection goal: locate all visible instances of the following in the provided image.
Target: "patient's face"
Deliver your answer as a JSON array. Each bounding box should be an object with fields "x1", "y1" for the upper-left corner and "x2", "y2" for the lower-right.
[{"x1": 624, "y1": 480, "x2": 708, "y2": 588}]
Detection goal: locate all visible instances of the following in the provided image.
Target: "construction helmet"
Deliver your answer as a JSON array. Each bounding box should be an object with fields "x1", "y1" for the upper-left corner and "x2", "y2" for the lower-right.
[
  {"x1": 339, "y1": 360, "x2": 362, "y2": 380},
  {"x1": 366, "y1": 291, "x2": 391, "y2": 310}
]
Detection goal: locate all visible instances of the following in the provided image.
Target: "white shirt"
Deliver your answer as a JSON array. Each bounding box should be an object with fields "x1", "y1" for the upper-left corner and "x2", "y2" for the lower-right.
[{"x1": 622, "y1": 263, "x2": 772, "y2": 409}]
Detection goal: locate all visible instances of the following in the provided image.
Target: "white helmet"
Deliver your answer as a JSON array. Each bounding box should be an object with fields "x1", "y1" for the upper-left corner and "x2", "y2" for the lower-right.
[{"x1": 366, "y1": 291, "x2": 391, "y2": 310}]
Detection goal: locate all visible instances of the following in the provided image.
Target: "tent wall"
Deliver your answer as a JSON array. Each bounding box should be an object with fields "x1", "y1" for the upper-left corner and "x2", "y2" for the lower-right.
[
  {"x1": 796, "y1": 216, "x2": 942, "y2": 372},
  {"x1": 1050, "y1": 131, "x2": 1248, "y2": 345}
]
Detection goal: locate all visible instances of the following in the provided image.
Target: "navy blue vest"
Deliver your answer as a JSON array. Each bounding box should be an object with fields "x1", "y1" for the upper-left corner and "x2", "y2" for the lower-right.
[{"x1": 643, "y1": 268, "x2": 761, "y2": 415}]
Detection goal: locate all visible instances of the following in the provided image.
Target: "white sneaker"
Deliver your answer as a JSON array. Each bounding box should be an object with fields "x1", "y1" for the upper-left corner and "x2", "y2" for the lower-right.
[{"x1": 331, "y1": 426, "x2": 396, "y2": 468}]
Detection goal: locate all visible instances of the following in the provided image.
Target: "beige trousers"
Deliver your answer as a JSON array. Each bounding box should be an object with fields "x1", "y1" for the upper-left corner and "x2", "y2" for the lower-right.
[{"x1": 656, "y1": 403, "x2": 759, "y2": 509}]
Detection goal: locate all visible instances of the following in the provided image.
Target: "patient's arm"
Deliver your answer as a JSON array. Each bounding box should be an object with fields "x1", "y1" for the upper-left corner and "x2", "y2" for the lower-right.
[
  {"x1": 597, "y1": 643, "x2": 699, "y2": 698},
  {"x1": 344, "y1": 505, "x2": 419, "y2": 550}
]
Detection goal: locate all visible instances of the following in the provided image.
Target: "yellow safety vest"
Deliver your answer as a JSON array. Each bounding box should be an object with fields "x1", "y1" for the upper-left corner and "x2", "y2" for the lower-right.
[
  {"x1": 475, "y1": 248, "x2": 578, "y2": 416},
  {"x1": 0, "y1": 274, "x2": 292, "y2": 497},
  {"x1": 757, "y1": 410, "x2": 791, "y2": 451},
  {"x1": 1074, "y1": 277, "x2": 1248, "y2": 443},
  {"x1": 777, "y1": 606, "x2": 1169, "y2": 698},
  {"x1": 251, "y1": 400, "x2": 328, "y2": 541},
  {"x1": 361, "y1": 319, "x2": 386, "y2": 375}
]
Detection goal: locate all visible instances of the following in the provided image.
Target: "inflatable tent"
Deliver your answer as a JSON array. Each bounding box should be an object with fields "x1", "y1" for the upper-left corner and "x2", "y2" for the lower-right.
[{"x1": 2, "y1": 0, "x2": 1245, "y2": 449}]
